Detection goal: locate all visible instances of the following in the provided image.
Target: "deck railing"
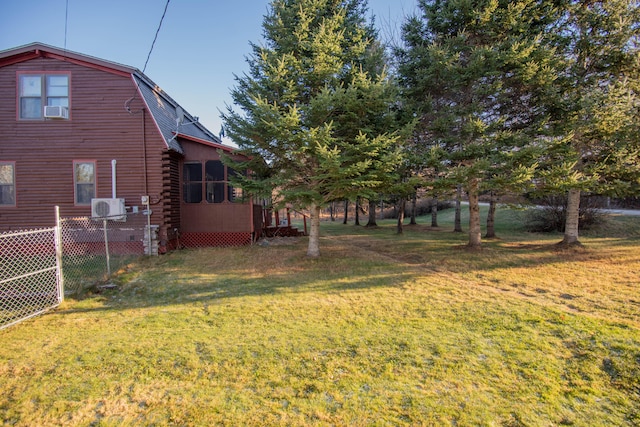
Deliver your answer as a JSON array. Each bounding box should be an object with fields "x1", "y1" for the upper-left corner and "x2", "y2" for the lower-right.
[{"x1": 266, "y1": 207, "x2": 308, "y2": 236}]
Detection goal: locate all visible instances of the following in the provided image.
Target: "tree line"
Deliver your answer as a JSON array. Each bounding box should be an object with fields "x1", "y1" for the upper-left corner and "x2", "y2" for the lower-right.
[{"x1": 222, "y1": 0, "x2": 640, "y2": 257}]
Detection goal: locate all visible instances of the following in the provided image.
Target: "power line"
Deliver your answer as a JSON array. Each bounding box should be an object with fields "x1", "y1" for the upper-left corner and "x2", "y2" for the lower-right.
[
  {"x1": 142, "y1": 0, "x2": 171, "y2": 73},
  {"x1": 64, "y1": 0, "x2": 69, "y2": 51},
  {"x1": 125, "y1": 0, "x2": 171, "y2": 114}
]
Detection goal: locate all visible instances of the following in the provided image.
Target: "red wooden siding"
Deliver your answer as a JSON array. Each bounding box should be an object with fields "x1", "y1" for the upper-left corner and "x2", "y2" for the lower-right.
[
  {"x1": 1, "y1": 46, "x2": 260, "y2": 251},
  {"x1": 0, "y1": 56, "x2": 166, "y2": 231},
  {"x1": 177, "y1": 139, "x2": 258, "y2": 246}
]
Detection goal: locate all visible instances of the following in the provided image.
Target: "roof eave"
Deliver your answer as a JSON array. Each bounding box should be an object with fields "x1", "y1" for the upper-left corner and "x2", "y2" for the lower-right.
[
  {"x1": 0, "y1": 42, "x2": 136, "y2": 77},
  {"x1": 175, "y1": 132, "x2": 235, "y2": 153}
]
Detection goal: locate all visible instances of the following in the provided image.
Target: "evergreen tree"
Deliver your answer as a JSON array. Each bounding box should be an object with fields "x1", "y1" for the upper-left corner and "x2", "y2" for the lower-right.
[
  {"x1": 397, "y1": 0, "x2": 561, "y2": 249},
  {"x1": 365, "y1": 198, "x2": 378, "y2": 227},
  {"x1": 222, "y1": 0, "x2": 402, "y2": 257},
  {"x1": 540, "y1": 0, "x2": 640, "y2": 246}
]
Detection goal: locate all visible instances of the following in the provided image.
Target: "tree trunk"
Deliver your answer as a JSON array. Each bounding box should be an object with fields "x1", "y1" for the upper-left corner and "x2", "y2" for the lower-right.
[
  {"x1": 343, "y1": 200, "x2": 349, "y2": 224},
  {"x1": 431, "y1": 196, "x2": 439, "y2": 227},
  {"x1": 467, "y1": 179, "x2": 482, "y2": 249},
  {"x1": 307, "y1": 203, "x2": 321, "y2": 257},
  {"x1": 396, "y1": 199, "x2": 405, "y2": 234},
  {"x1": 454, "y1": 185, "x2": 463, "y2": 233},
  {"x1": 355, "y1": 197, "x2": 361, "y2": 226},
  {"x1": 366, "y1": 199, "x2": 377, "y2": 227},
  {"x1": 485, "y1": 192, "x2": 496, "y2": 239},
  {"x1": 330, "y1": 202, "x2": 335, "y2": 222},
  {"x1": 410, "y1": 192, "x2": 417, "y2": 225},
  {"x1": 562, "y1": 188, "x2": 581, "y2": 246}
]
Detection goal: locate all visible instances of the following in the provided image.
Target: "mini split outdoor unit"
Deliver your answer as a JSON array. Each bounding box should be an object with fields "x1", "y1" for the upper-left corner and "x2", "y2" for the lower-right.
[
  {"x1": 91, "y1": 198, "x2": 126, "y2": 221},
  {"x1": 43, "y1": 105, "x2": 69, "y2": 119}
]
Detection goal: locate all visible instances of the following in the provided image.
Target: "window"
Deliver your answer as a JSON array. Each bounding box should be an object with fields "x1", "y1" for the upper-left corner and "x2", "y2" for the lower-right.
[
  {"x1": 74, "y1": 161, "x2": 95, "y2": 205},
  {"x1": 183, "y1": 163, "x2": 203, "y2": 203},
  {"x1": 19, "y1": 73, "x2": 69, "y2": 119},
  {"x1": 0, "y1": 162, "x2": 15, "y2": 206},
  {"x1": 205, "y1": 160, "x2": 225, "y2": 203},
  {"x1": 183, "y1": 160, "x2": 247, "y2": 204}
]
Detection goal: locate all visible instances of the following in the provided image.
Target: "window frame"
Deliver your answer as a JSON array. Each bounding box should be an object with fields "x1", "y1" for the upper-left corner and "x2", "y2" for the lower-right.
[
  {"x1": 73, "y1": 160, "x2": 96, "y2": 206},
  {"x1": 182, "y1": 160, "x2": 247, "y2": 204},
  {"x1": 17, "y1": 71, "x2": 71, "y2": 120},
  {"x1": 205, "y1": 160, "x2": 226, "y2": 204},
  {"x1": 0, "y1": 161, "x2": 16, "y2": 207},
  {"x1": 183, "y1": 162, "x2": 203, "y2": 204}
]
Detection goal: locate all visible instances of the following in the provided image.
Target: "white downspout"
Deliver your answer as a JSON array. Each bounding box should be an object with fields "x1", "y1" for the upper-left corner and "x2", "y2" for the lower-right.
[{"x1": 111, "y1": 159, "x2": 117, "y2": 198}]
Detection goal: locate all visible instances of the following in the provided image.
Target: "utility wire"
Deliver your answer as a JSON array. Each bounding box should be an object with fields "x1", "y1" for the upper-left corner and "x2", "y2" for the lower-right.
[
  {"x1": 142, "y1": 0, "x2": 171, "y2": 73},
  {"x1": 64, "y1": 0, "x2": 69, "y2": 51},
  {"x1": 125, "y1": 0, "x2": 171, "y2": 113}
]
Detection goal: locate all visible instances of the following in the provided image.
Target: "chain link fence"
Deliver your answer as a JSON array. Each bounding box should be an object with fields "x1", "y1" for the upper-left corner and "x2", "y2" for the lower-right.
[
  {"x1": 60, "y1": 211, "x2": 155, "y2": 295},
  {"x1": 0, "y1": 227, "x2": 62, "y2": 330},
  {"x1": 1, "y1": 209, "x2": 156, "y2": 329}
]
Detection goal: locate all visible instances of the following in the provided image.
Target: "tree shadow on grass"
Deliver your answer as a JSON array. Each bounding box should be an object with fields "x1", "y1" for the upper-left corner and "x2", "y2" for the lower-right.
[
  {"x1": 58, "y1": 242, "x2": 414, "y2": 315},
  {"x1": 56, "y1": 224, "x2": 640, "y2": 326}
]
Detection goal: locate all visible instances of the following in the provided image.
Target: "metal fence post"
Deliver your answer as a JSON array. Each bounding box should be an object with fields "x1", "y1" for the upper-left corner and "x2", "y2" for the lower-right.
[
  {"x1": 54, "y1": 206, "x2": 64, "y2": 303},
  {"x1": 103, "y1": 219, "x2": 111, "y2": 277}
]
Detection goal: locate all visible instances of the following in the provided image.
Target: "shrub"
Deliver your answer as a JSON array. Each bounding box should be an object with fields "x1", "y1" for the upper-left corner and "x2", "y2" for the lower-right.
[
  {"x1": 524, "y1": 195, "x2": 607, "y2": 233},
  {"x1": 612, "y1": 196, "x2": 640, "y2": 209}
]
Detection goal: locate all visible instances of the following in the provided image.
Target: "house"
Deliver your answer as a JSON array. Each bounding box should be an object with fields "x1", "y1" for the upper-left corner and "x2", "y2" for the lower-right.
[{"x1": 0, "y1": 42, "x2": 262, "y2": 252}]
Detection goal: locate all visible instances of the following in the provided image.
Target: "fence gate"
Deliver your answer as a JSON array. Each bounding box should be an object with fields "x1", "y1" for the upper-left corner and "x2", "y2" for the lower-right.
[
  {"x1": 0, "y1": 227, "x2": 63, "y2": 330},
  {"x1": 59, "y1": 212, "x2": 150, "y2": 294}
]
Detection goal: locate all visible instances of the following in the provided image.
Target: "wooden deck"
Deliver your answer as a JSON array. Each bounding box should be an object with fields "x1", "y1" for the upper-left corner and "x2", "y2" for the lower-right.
[
  {"x1": 262, "y1": 208, "x2": 308, "y2": 238},
  {"x1": 263, "y1": 225, "x2": 305, "y2": 237}
]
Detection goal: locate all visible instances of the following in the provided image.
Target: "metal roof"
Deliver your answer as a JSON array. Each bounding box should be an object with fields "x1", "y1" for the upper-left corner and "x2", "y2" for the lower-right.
[{"x1": 132, "y1": 74, "x2": 223, "y2": 154}]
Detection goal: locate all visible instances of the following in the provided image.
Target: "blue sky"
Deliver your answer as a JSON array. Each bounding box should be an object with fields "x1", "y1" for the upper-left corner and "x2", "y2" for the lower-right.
[{"x1": 0, "y1": 0, "x2": 416, "y2": 143}]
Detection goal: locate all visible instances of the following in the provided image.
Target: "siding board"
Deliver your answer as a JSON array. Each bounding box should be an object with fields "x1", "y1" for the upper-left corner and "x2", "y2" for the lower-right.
[{"x1": 0, "y1": 57, "x2": 167, "y2": 230}]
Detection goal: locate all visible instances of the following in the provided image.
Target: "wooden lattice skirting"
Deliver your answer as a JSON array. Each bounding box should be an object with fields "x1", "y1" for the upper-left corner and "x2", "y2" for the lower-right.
[{"x1": 180, "y1": 232, "x2": 253, "y2": 248}]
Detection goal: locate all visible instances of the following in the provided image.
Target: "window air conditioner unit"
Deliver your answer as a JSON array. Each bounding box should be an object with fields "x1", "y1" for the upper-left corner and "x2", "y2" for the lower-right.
[
  {"x1": 43, "y1": 105, "x2": 69, "y2": 119},
  {"x1": 91, "y1": 198, "x2": 126, "y2": 221}
]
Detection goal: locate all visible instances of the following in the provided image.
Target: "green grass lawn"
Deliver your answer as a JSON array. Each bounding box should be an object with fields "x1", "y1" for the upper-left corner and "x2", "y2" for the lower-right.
[{"x1": 1, "y1": 207, "x2": 639, "y2": 426}]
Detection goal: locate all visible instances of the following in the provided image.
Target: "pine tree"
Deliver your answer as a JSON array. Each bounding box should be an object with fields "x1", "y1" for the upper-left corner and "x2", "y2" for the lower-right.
[
  {"x1": 540, "y1": 0, "x2": 640, "y2": 246},
  {"x1": 222, "y1": 0, "x2": 402, "y2": 257},
  {"x1": 397, "y1": 0, "x2": 559, "y2": 249}
]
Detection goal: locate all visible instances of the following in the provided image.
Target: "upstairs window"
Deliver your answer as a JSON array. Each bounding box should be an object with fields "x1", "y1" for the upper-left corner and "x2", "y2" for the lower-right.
[
  {"x1": 0, "y1": 162, "x2": 16, "y2": 206},
  {"x1": 19, "y1": 73, "x2": 69, "y2": 120},
  {"x1": 74, "y1": 161, "x2": 95, "y2": 205}
]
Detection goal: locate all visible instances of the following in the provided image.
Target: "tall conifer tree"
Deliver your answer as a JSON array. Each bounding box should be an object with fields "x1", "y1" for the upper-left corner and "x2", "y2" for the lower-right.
[
  {"x1": 223, "y1": 0, "x2": 401, "y2": 257},
  {"x1": 542, "y1": 0, "x2": 640, "y2": 246},
  {"x1": 397, "y1": 0, "x2": 560, "y2": 249}
]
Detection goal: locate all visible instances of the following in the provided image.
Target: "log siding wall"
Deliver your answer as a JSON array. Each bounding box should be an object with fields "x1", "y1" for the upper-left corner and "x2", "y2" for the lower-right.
[{"x1": 162, "y1": 151, "x2": 182, "y2": 249}]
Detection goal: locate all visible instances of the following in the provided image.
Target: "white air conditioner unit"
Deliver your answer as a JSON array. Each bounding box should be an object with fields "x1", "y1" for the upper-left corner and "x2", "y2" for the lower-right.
[
  {"x1": 91, "y1": 198, "x2": 126, "y2": 221},
  {"x1": 43, "y1": 105, "x2": 69, "y2": 119}
]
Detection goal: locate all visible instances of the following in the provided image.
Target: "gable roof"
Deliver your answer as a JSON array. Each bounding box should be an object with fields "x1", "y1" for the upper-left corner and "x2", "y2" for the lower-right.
[{"x1": 0, "y1": 42, "x2": 228, "y2": 155}]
